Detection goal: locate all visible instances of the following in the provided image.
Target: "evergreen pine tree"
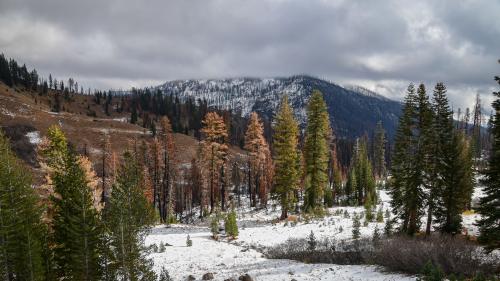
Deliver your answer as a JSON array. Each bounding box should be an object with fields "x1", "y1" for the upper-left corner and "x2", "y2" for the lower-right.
[
  {"x1": 349, "y1": 138, "x2": 376, "y2": 206},
  {"x1": 373, "y1": 121, "x2": 386, "y2": 179},
  {"x1": 477, "y1": 64, "x2": 500, "y2": 251},
  {"x1": 326, "y1": 127, "x2": 341, "y2": 206},
  {"x1": 104, "y1": 151, "x2": 156, "y2": 280},
  {"x1": 100, "y1": 132, "x2": 112, "y2": 205},
  {"x1": 130, "y1": 106, "x2": 138, "y2": 124},
  {"x1": 0, "y1": 132, "x2": 45, "y2": 281},
  {"x1": 413, "y1": 84, "x2": 437, "y2": 236},
  {"x1": 352, "y1": 214, "x2": 361, "y2": 239},
  {"x1": 390, "y1": 83, "x2": 425, "y2": 235},
  {"x1": 224, "y1": 209, "x2": 238, "y2": 239},
  {"x1": 0, "y1": 54, "x2": 13, "y2": 86},
  {"x1": 432, "y1": 83, "x2": 474, "y2": 234},
  {"x1": 345, "y1": 167, "x2": 357, "y2": 205},
  {"x1": 210, "y1": 215, "x2": 219, "y2": 240},
  {"x1": 51, "y1": 148, "x2": 103, "y2": 280},
  {"x1": 304, "y1": 90, "x2": 330, "y2": 211},
  {"x1": 376, "y1": 206, "x2": 384, "y2": 222},
  {"x1": 364, "y1": 195, "x2": 374, "y2": 222},
  {"x1": 435, "y1": 131, "x2": 474, "y2": 234},
  {"x1": 272, "y1": 96, "x2": 300, "y2": 219},
  {"x1": 307, "y1": 230, "x2": 317, "y2": 251}
]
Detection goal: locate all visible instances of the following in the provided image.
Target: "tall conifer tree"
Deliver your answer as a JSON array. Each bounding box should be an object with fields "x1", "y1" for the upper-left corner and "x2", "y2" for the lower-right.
[
  {"x1": 435, "y1": 131, "x2": 474, "y2": 234},
  {"x1": 373, "y1": 121, "x2": 386, "y2": 179},
  {"x1": 432, "y1": 83, "x2": 474, "y2": 234},
  {"x1": 51, "y1": 148, "x2": 103, "y2": 280},
  {"x1": 414, "y1": 84, "x2": 438, "y2": 236},
  {"x1": 390, "y1": 84, "x2": 425, "y2": 235},
  {"x1": 303, "y1": 90, "x2": 330, "y2": 211},
  {"x1": 0, "y1": 132, "x2": 44, "y2": 281},
  {"x1": 104, "y1": 151, "x2": 156, "y2": 280},
  {"x1": 272, "y1": 96, "x2": 300, "y2": 219},
  {"x1": 477, "y1": 64, "x2": 500, "y2": 251}
]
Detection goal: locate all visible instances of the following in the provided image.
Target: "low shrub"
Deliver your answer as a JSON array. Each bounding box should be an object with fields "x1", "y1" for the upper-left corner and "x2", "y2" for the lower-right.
[
  {"x1": 265, "y1": 234, "x2": 499, "y2": 278},
  {"x1": 374, "y1": 235, "x2": 499, "y2": 277}
]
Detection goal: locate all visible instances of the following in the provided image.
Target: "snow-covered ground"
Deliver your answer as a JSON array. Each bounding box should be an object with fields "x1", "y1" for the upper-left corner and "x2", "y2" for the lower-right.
[
  {"x1": 146, "y1": 224, "x2": 414, "y2": 281},
  {"x1": 146, "y1": 190, "x2": 416, "y2": 280},
  {"x1": 146, "y1": 185, "x2": 485, "y2": 280}
]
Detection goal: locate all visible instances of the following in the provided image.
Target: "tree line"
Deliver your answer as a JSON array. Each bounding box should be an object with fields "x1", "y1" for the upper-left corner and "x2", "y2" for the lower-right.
[{"x1": 387, "y1": 75, "x2": 499, "y2": 253}]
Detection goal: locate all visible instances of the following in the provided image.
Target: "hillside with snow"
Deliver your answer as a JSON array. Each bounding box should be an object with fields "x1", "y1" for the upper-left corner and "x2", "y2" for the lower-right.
[{"x1": 155, "y1": 76, "x2": 402, "y2": 139}]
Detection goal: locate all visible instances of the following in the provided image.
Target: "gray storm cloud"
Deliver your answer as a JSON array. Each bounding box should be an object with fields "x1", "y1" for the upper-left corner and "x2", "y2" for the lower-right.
[{"x1": 0, "y1": 0, "x2": 498, "y2": 111}]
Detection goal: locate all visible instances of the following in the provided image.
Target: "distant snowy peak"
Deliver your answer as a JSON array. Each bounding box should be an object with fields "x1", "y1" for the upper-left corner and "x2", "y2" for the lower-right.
[
  {"x1": 157, "y1": 76, "x2": 390, "y2": 115},
  {"x1": 157, "y1": 76, "x2": 312, "y2": 121},
  {"x1": 155, "y1": 75, "x2": 402, "y2": 138}
]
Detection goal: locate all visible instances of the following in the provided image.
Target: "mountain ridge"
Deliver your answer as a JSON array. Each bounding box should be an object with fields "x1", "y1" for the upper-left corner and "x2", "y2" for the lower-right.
[{"x1": 153, "y1": 75, "x2": 402, "y2": 139}]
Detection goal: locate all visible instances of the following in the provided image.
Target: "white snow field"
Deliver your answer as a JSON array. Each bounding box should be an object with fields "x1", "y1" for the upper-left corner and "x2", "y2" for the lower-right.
[
  {"x1": 146, "y1": 187, "x2": 485, "y2": 280},
  {"x1": 146, "y1": 225, "x2": 414, "y2": 281},
  {"x1": 146, "y1": 191, "x2": 416, "y2": 280}
]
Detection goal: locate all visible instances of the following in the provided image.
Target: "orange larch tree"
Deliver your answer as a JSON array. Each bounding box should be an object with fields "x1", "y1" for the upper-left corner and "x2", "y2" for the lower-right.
[
  {"x1": 244, "y1": 112, "x2": 273, "y2": 208},
  {"x1": 200, "y1": 112, "x2": 228, "y2": 212}
]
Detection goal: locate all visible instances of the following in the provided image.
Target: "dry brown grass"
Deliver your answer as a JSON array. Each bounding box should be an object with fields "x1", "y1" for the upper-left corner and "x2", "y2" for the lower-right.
[{"x1": 0, "y1": 82, "x2": 246, "y2": 185}]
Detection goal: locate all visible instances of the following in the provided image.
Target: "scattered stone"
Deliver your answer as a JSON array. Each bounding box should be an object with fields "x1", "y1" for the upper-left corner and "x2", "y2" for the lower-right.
[
  {"x1": 224, "y1": 278, "x2": 237, "y2": 281},
  {"x1": 187, "y1": 275, "x2": 196, "y2": 281},
  {"x1": 202, "y1": 272, "x2": 214, "y2": 280},
  {"x1": 291, "y1": 279, "x2": 298, "y2": 281},
  {"x1": 238, "y1": 274, "x2": 253, "y2": 281}
]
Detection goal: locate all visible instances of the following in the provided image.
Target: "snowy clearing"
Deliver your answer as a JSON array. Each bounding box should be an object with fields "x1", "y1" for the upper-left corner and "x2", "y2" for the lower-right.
[
  {"x1": 146, "y1": 225, "x2": 415, "y2": 281},
  {"x1": 146, "y1": 191, "x2": 417, "y2": 280},
  {"x1": 146, "y1": 185, "x2": 486, "y2": 280}
]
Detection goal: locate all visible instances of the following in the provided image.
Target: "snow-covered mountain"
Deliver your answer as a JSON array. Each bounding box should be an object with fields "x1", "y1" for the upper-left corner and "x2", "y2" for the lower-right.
[{"x1": 156, "y1": 75, "x2": 402, "y2": 139}]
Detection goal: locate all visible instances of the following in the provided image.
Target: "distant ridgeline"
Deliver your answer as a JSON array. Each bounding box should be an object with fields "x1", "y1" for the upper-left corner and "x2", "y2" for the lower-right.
[
  {"x1": 0, "y1": 52, "x2": 402, "y2": 140},
  {"x1": 152, "y1": 75, "x2": 402, "y2": 140}
]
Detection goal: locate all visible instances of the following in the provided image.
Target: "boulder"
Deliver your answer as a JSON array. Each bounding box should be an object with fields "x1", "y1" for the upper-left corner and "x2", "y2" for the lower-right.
[{"x1": 202, "y1": 273, "x2": 214, "y2": 280}]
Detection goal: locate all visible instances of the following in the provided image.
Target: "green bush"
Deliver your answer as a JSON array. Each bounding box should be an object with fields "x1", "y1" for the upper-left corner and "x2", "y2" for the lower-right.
[
  {"x1": 210, "y1": 215, "x2": 220, "y2": 240},
  {"x1": 417, "y1": 261, "x2": 445, "y2": 281},
  {"x1": 376, "y1": 206, "x2": 384, "y2": 222},
  {"x1": 307, "y1": 230, "x2": 317, "y2": 251},
  {"x1": 224, "y1": 209, "x2": 238, "y2": 239},
  {"x1": 352, "y1": 214, "x2": 361, "y2": 239}
]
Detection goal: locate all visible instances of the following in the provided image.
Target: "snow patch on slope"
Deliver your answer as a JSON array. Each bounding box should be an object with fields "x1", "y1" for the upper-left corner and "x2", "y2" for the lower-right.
[{"x1": 26, "y1": 131, "x2": 41, "y2": 145}]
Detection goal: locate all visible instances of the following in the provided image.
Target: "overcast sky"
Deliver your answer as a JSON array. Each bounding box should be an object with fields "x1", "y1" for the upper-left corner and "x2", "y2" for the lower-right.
[{"x1": 1, "y1": 0, "x2": 498, "y2": 112}]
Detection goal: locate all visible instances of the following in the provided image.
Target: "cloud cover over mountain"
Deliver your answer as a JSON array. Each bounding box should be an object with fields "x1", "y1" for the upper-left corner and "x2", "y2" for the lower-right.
[{"x1": 1, "y1": 0, "x2": 498, "y2": 111}]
